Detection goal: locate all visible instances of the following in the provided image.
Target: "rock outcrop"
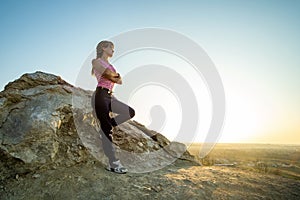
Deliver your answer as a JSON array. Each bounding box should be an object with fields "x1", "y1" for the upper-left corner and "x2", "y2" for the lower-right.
[
  {"x1": 0, "y1": 71, "x2": 196, "y2": 181},
  {"x1": 1, "y1": 72, "x2": 300, "y2": 200}
]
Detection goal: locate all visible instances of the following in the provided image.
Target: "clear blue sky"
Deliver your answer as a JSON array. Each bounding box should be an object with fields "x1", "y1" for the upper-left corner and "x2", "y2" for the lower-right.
[{"x1": 1, "y1": 0, "x2": 299, "y2": 143}]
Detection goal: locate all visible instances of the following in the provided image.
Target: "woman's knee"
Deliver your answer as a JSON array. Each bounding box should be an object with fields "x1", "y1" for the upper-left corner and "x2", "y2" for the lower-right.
[{"x1": 129, "y1": 107, "x2": 135, "y2": 118}]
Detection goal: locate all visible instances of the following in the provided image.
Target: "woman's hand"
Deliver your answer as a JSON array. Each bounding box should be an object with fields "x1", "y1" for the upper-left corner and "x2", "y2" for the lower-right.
[{"x1": 111, "y1": 73, "x2": 122, "y2": 84}]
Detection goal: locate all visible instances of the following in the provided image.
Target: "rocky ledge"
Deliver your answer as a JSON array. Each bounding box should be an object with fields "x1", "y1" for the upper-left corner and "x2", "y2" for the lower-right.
[{"x1": 0, "y1": 71, "x2": 197, "y2": 181}]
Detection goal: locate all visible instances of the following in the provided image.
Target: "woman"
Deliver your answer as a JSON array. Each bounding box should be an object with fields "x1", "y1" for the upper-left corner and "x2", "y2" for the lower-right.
[{"x1": 91, "y1": 40, "x2": 135, "y2": 174}]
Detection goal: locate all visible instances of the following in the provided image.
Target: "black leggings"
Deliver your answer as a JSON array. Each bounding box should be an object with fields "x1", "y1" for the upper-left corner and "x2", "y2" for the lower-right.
[{"x1": 92, "y1": 87, "x2": 135, "y2": 166}]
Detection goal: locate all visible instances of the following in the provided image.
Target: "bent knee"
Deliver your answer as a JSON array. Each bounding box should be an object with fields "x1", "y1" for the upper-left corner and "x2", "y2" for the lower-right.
[{"x1": 129, "y1": 107, "x2": 135, "y2": 118}]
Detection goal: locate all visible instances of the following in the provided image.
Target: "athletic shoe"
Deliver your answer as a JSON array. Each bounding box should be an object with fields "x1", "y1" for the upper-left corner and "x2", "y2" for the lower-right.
[{"x1": 106, "y1": 160, "x2": 128, "y2": 174}]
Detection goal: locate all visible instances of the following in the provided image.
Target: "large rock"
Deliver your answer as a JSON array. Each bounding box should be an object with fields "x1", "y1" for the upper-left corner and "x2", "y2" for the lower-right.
[{"x1": 0, "y1": 71, "x2": 197, "y2": 180}]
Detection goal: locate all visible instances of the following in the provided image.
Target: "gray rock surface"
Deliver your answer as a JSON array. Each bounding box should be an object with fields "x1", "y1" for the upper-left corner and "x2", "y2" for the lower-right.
[{"x1": 0, "y1": 71, "x2": 197, "y2": 180}]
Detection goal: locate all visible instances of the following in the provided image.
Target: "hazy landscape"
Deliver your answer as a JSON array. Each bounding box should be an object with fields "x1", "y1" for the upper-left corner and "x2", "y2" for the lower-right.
[{"x1": 187, "y1": 143, "x2": 300, "y2": 180}]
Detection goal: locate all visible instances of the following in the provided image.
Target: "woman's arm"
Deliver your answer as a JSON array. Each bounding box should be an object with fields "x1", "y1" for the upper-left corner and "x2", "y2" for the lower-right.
[
  {"x1": 111, "y1": 73, "x2": 122, "y2": 84},
  {"x1": 92, "y1": 59, "x2": 122, "y2": 84}
]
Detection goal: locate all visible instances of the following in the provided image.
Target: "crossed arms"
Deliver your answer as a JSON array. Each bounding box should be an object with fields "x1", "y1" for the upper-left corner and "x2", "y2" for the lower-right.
[{"x1": 92, "y1": 59, "x2": 122, "y2": 85}]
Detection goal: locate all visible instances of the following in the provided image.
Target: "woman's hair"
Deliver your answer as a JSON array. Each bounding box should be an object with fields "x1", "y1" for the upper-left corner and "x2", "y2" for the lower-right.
[
  {"x1": 96, "y1": 40, "x2": 114, "y2": 58},
  {"x1": 91, "y1": 40, "x2": 114, "y2": 76}
]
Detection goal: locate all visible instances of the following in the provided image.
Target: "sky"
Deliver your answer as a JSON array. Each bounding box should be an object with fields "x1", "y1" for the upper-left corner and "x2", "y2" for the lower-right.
[{"x1": 0, "y1": 0, "x2": 299, "y2": 144}]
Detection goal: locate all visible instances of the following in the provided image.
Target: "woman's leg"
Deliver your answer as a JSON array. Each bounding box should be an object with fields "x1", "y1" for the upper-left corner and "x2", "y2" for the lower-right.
[
  {"x1": 109, "y1": 96, "x2": 135, "y2": 127},
  {"x1": 94, "y1": 92, "x2": 118, "y2": 166}
]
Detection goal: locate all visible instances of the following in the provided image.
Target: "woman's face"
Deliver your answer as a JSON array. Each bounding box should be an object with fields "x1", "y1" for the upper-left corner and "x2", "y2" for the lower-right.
[{"x1": 103, "y1": 44, "x2": 114, "y2": 57}]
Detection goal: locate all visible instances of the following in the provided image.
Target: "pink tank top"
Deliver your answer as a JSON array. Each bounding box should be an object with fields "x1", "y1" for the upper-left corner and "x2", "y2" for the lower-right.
[{"x1": 93, "y1": 58, "x2": 116, "y2": 90}]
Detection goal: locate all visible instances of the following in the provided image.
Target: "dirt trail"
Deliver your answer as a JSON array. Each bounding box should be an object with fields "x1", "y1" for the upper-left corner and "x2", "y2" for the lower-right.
[{"x1": 1, "y1": 159, "x2": 299, "y2": 200}]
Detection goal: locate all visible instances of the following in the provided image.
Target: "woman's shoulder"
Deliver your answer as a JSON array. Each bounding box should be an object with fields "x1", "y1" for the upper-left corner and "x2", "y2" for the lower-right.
[
  {"x1": 92, "y1": 58, "x2": 109, "y2": 68},
  {"x1": 91, "y1": 58, "x2": 100, "y2": 65}
]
